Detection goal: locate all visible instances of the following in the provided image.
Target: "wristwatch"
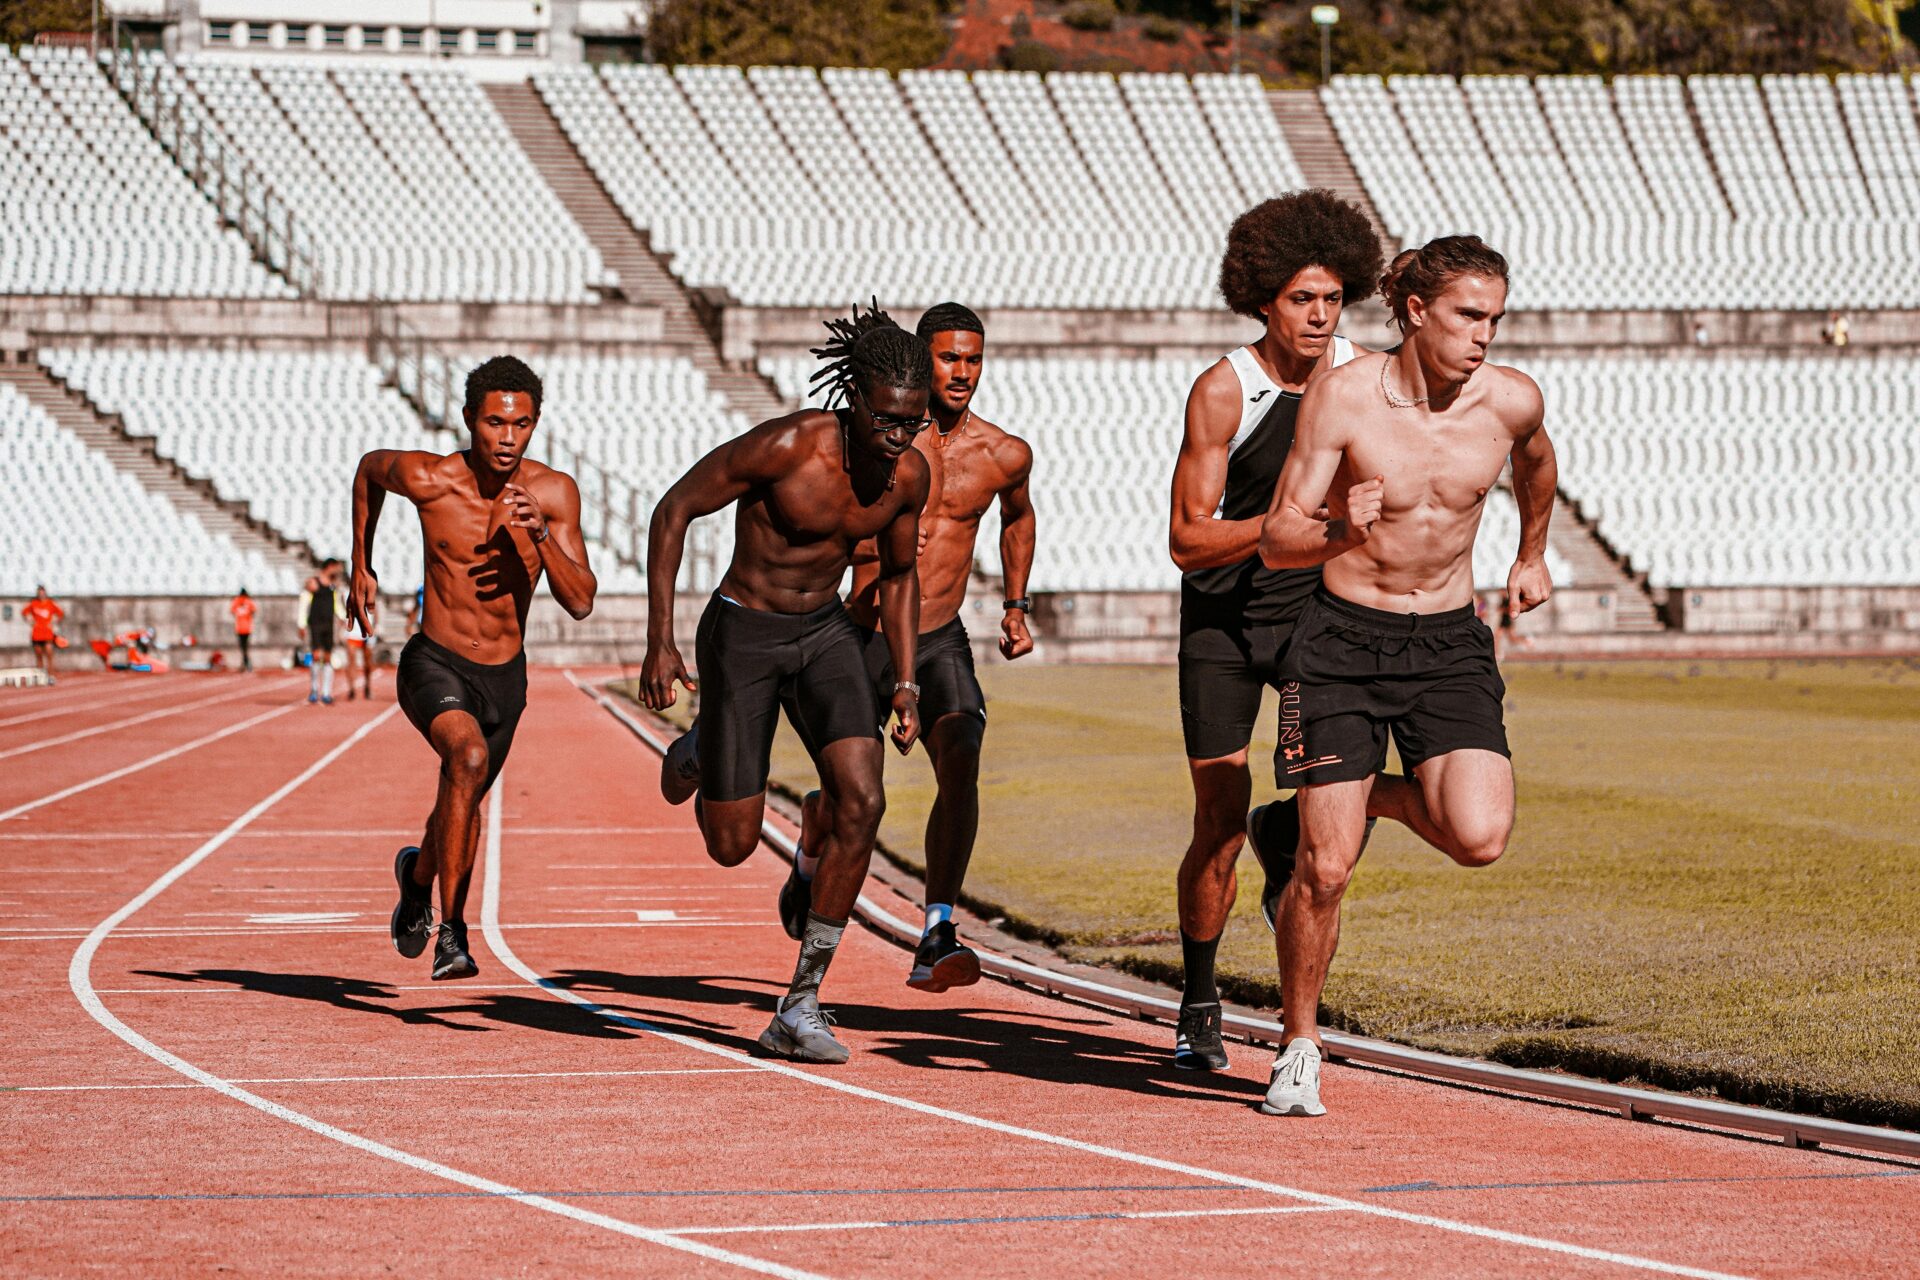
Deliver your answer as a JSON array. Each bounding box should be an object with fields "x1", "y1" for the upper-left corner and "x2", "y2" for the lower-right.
[
  {"x1": 1002, "y1": 597, "x2": 1032, "y2": 613},
  {"x1": 529, "y1": 525, "x2": 550, "y2": 545},
  {"x1": 893, "y1": 681, "x2": 921, "y2": 698}
]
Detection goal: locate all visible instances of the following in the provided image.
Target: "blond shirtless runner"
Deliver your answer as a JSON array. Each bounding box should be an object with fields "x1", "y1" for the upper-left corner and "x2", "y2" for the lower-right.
[
  {"x1": 1257, "y1": 236, "x2": 1558, "y2": 1116},
  {"x1": 786, "y1": 302, "x2": 1036, "y2": 994}
]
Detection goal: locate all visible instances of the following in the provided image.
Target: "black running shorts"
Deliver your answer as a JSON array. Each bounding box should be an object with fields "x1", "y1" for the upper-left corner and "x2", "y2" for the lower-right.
[
  {"x1": 1277, "y1": 589, "x2": 1508, "y2": 787},
  {"x1": 395, "y1": 633, "x2": 528, "y2": 796},
  {"x1": 695, "y1": 593, "x2": 882, "y2": 803},
  {"x1": 856, "y1": 616, "x2": 987, "y2": 730},
  {"x1": 1177, "y1": 588, "x2": 1296, "y2": 761}
]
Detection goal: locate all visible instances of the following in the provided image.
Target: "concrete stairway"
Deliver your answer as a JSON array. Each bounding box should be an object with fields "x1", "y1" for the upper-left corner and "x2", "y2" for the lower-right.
[
  {"x1": 1549, "y1": 496, "x2": 1665, "y2": 631},
  {"x1": 1267, "y1": 90, "x2": 1395, "y2": 253},
  {"x1": 482, "y1": 81, "x2": 786, "y2": 425},
  {"x1": 1, "y1": 358, "x2": 319, "y2": 575}
]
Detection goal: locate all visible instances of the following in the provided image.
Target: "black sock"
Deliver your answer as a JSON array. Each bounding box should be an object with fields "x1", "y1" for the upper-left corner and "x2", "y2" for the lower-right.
[{"x1": 1180, "y1": 930, "x2": 1220, "y2": 1005}]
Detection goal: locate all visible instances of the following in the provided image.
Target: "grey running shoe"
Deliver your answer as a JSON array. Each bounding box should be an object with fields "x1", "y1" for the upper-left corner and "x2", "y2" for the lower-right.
[
  {"x1": 1261, "y1": 1038, "x2": 1327, "y2": 1117},
  {"x1": 1173, "y1": 1001, "x2": 1230, "y2": 1071},
  {"x1": 1246, "y1": 800, "x2": 1299, "y2": 934},
  {"x1": 660, "y1": 723, "x2": 700, "y2": 806},
  {"x1": 431, "y1": 921, "x2": 478, "y2": 981},
  {"x1": 777, "y1": 863, "x2": 812, "y2": 942},
  {"x1": 906, "y1": 921, "x2": 981, "y2": 993},
  {"x1": 389, "y1": 846, "x2": 434, "y2": 959},
  {"x1": 758, "y1": 996, "x2": 850, "y2": 1064}
]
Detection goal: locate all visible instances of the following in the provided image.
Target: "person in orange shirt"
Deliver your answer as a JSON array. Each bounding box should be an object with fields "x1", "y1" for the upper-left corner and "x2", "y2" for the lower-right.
[
  {"x1": 229, "y1": 588, "x2": 257, "y2": 673},
  {"x1": 24, "y1": 586, "x2": 64, "y2": 683}
]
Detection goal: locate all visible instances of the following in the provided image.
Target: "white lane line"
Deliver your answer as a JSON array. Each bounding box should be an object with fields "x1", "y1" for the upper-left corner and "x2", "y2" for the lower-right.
[
  {"x1": 92, "y1": 984, "x2": 535, "y2": 994},
  {"x1": 666, "y1": 1203, "x2": 1352, "y2": 1236},
  {"x1": 0, "y1": 680, "x2": 183, "y2": 729},
  {"x1": 3, "y1": 921, "x2": 764, "y2": 942},
  {"x1": 11, "y1": 1068, "x2": 762, "y2": 1092},
  {"x1": 63, "y1": 706, "x2": 822, "y2": 1280},
  {"x1": 0, "y1": 680, "x2": 290, "y2": 762},
  {"x1": 0, "y1": 827, "x2": 691, "y2": 842},
  {"x1": 483, "y1": 782, "x2": 1746, "y2": 1280},
  {"x1": 0, "y1": 704, "x2": 299, "y2": 823}
]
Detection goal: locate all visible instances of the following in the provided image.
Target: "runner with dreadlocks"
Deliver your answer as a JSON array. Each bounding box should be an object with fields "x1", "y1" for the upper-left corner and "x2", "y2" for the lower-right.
[{"x1": 643, "y1": 301, "x2": 933, "y2": 1065}]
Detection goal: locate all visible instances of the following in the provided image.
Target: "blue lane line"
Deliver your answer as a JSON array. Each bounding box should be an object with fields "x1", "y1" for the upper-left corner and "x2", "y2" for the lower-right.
[
  {"x1": 1364, "y1": 1169, "x2": 1920, "y2": 1195},
  {"x1": 4, "y1": 1182, "x2": 1238, "y2": 1206}
]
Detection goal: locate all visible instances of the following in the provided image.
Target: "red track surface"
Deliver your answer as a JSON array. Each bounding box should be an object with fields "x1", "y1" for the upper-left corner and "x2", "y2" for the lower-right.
[{"x1": 5, "y1": 670, "x2": 1916, "y2": 1277}]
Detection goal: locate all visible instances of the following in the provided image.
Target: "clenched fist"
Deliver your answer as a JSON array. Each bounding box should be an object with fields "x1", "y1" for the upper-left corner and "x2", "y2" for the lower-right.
[{"x1": 1340, "y1": 476, "x2": 1385, "y2": 547}]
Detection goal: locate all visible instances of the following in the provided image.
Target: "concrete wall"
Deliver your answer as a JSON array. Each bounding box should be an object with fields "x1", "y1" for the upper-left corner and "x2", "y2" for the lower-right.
[
  {"x1": 0, "y1": 297, "x2": 671, "y2": 353},
  {"x1": 1666, "y1": 586, "x2": 1920, "y2": 634}
]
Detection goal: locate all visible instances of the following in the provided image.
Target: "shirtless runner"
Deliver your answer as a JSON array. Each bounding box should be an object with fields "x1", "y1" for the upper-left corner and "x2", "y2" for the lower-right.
[
  {"x1": 352, "y1": 356, "x2": 598, "y2": 981},
  {"x1": 1257, "y1": 235, "x2": 1557, "y2": 1116},
  {"x1": 787, "y1": 301, "x2": 1035, "y2": 994},
  {"x1": 643, "y1": 304, "x2": 931, "y2": 1065}
]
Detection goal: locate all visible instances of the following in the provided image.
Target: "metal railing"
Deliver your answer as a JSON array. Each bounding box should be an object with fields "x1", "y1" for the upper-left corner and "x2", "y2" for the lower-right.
[
  {"x1": 107, "y1": 38, "x2": 320, "y2": 295},
  {"x1": 368, "y1": 307, "x2": 667, "y2": 577}
]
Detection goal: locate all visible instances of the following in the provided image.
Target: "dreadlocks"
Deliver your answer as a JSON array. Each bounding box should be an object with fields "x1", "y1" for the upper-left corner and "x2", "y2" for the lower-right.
[{"x1": 809, "y1": 299, "x2": 933, "y2": 409}]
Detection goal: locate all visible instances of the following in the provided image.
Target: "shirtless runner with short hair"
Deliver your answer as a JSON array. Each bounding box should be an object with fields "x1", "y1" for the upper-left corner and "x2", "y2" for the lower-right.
[
  {"x1": 352, "y1": 355, "x2": 597, "y2": 981},
  {"x1": 643, "y1": 303, "x2": 931, "y2": 1065},
  {"x1": 786, "y1": 301, "x2": 1035, "y2": 995},
  {"x1": 1257, "y1": 235, "x2": 1557, "y2": 1116}
]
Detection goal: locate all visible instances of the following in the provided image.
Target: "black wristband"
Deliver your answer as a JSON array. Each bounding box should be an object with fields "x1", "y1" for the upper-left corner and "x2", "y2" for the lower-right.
[{"x1": 1003, "y1": 597, "x2": 1032, "y2": 613}]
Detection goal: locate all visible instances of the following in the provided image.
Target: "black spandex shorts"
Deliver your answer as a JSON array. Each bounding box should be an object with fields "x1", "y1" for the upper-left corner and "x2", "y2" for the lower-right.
[
  {"x1": 1177, "y1": 594, "x2": 1296, "y2": 762},
  {"x1": 695, "y1": 593, "x2": 881, "y2": 803},
  {"x1": 1277, "y1": 589, "x2": 1508, "y2": 787},
  {"x1": 395, "y1": 633, "x2": 528, "y2": 796},
  {"x1": 856, "y1": 615, "x2": 986, "y2": 730}
]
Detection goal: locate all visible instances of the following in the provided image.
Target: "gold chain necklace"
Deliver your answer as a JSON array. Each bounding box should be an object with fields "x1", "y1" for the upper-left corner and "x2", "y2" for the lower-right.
[{"x1": 1380, "y1": 359, "x2": 1430, "y2": 408}]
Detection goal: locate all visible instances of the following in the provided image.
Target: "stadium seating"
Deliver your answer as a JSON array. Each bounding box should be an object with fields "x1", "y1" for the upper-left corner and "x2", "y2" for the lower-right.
[
  {"x1": 0, "y1": 46, "x2": 287, "y2": 299},
  {"x1": 152, "y1": 54, "x2": 604, "y2": 303},
  {"x1": 532, "y1": 65, "x2": 1303, "y2": 309},
  {"x1": 1326, "y1": 72, "x2": 1920, "y2": 311},
  {"x1": 1, "y1": 382, "x2": 294, "y2": 597},
  {"x1": 1532, "y1": 353, "x2": 1920, "y2": 588},
  {"x1": 759, "y1": 353, "x2": 1571, "y2": 594}
]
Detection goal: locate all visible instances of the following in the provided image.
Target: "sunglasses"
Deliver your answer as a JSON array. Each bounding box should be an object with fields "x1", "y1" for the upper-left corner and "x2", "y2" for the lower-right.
[{"x1": 854, "y1": 385, "x2": 933, "y2": 435}]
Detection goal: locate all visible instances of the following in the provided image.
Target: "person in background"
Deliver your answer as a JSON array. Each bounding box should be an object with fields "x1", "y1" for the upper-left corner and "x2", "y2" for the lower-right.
[
  {"x1": 24, "y1": 586, "x2": 65, "y2": 684},
  {"x1": 229, "y1": 588, "x2": 257, "y2": 673},
  {"x1": 298, "y1": 561, "x2": 346, "y2": 705},
  {"x1": 343, "y1": 599, "x2": 376, "y2": 700}
]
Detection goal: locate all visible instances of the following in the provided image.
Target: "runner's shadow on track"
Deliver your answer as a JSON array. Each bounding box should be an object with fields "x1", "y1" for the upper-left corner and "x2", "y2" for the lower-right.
[
  {"x1": 547, "y1": 968, "x2": 1263, "y2": 1105},
  {"x1": 543, "y1": 969, "x2": 779, "y2": 1053},
  {"x1": 133, "y1": 969, "x2": 641, "y2": 1040}
]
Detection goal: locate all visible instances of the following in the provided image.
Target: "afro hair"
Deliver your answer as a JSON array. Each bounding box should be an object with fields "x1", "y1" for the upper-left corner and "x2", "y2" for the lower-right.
[{"x1": 1217, "y1": 189, "x2": 1385, "y2": 321}]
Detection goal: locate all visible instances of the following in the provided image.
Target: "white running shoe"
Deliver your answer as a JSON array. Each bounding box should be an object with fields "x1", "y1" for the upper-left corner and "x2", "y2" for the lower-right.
[
  {"x1": 758, "y1": 996, "x2": 850, "y2": 1064},
  {"x1": 1261, "y1": 1038, "x2": 1327, "y2": 1117}
]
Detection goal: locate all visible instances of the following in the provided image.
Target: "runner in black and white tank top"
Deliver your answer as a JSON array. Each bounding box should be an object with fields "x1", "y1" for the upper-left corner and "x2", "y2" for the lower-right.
[{"x1": 1183, "y1": 336, "x2": 1356, "y2": 629}]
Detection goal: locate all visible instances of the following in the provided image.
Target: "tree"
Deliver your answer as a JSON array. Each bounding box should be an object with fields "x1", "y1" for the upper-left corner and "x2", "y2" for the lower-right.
[
  {"x1": 647, "y1": 0, "x2": 951, "y2": 70},
  {"x1": 1, "y1": 0, "x2": 94, "y2": 48}
]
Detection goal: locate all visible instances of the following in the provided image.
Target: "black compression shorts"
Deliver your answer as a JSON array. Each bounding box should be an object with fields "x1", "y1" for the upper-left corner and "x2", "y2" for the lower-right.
[
  {"x1": 1277, "y1": 589, "x2": 1508, "y2": 787},
  {"x1": 855, "y1": 616, "x2": 986, "y2": 730},
  {"x1": 1177, "y1": 588, "x2": 1296, "y2": 761},
  {"x1": 695, "y1": 593, "x2": 882, "y2": 803},
  {"x1": 395, "y1": 633, "x2": 527, "y2": 796}
]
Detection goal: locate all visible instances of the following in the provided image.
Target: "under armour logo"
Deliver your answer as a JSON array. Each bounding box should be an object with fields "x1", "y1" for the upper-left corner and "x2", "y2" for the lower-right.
[
  {"x1": 1250, "y1": 389, "x2": 1273, "y2": 403},
  {"x1": 1284, "y1": 744, "x2": 1305, "y2": 760}
]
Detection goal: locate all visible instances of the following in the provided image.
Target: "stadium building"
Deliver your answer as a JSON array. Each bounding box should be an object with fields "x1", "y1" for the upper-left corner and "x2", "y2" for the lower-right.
[{"x1": 3, "y1": 1, "x2": 1917, "y2": 666}]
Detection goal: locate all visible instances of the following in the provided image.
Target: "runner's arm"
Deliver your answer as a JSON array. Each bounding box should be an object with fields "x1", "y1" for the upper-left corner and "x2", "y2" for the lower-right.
[
  {"x1": 876, "y1": 453, "x2": 928, "y2": 752},
  {"x1": 1260, "y1": 377, "x2": 1369, "y2": 568},
  {"x1": 350, "y1": 450, "x2": 434, "y2": 633},
  {"x1": 996, "y1": 438, "x2": 1037, "y2": 660},
  {"x1": 1505, "y1": 374, "x2": 1556, "y2": 615},
  {"x1": 1169, "y1": 362, "x2": 1261, "y2": 572},
  {"x1": 511, "y1": 473, "x2": 596, "y2": 620}
]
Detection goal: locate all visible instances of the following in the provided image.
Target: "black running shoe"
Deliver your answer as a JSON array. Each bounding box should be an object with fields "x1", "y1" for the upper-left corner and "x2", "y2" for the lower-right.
[
  {"x1": 660, "y1": 723, "x2": 700, "y2": 806},
  {"x1": 1174, "y1": 1001, "x2": 1230, "y2": 1071},
  {"x1": 777, "y1": 863, "x2": 812, "y2": 942},
  {"x1": 1246, "y1": 799, "x2": 1300, "y2": 934},
  {"x1": 906, "y1": 921, "x2": 981, "y2": 993},
  {"x1": 389, "y1": 846, "x2": 434, "y2": 959},
  {"x1": 431, "y1": 921, "x2": 478, "y2": 981}
]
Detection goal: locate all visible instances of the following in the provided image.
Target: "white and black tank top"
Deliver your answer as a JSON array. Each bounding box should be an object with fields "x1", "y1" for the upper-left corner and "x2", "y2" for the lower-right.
[{"x1": 1181, "y1": 336, "x2": 1355, "y2": 627}]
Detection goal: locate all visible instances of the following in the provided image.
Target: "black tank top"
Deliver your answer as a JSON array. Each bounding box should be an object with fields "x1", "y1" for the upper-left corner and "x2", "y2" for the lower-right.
[
  {"x1": 1182, "y1": 380, "x2": 1325, "y2": 629},
  {"x1": 307, "y1": 585, "x2": 336, "y2": 638}
]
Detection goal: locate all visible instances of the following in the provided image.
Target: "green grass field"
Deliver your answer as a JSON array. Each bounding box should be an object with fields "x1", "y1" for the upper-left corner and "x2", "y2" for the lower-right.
[{"x1": 635, "y1": 657, "x2": 1920, "y2": 1127}]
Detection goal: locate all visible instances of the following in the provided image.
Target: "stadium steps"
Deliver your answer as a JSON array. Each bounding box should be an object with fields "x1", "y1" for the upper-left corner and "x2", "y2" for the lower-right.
[
  {"x1": 0, "y1": 359, "x2": 319, "y2": 577},
  {"x1": 1269, "y1": 91, "x2": 1395, "y2": 252},
  {"x1": 481, "y1": 81, "x2": 785, "y2": 426},
  {"x1": 1548, "y1": 495, "x2": 1666, "y2": 631},
  {"x1": 1678, "y1": 82, "x2": 1739, "y2": 216}
]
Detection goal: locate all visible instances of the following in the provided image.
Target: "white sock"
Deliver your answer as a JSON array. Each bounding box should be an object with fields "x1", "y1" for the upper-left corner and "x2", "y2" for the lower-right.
[
  {"x1": 924, "y1": 903, "x2": 953, "y2": 934},
  {"x1": 320, "y1": 664, "x2": 335, "y2": 698},
  {"x1": 795, "y1": 844, "x2": 819, "y2": 882}
]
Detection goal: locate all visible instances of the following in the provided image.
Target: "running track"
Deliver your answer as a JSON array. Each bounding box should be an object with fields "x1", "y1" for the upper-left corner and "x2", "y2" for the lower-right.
[{"x1": 3, "y1": 670, "x2": 1914, "y2": 1276}]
